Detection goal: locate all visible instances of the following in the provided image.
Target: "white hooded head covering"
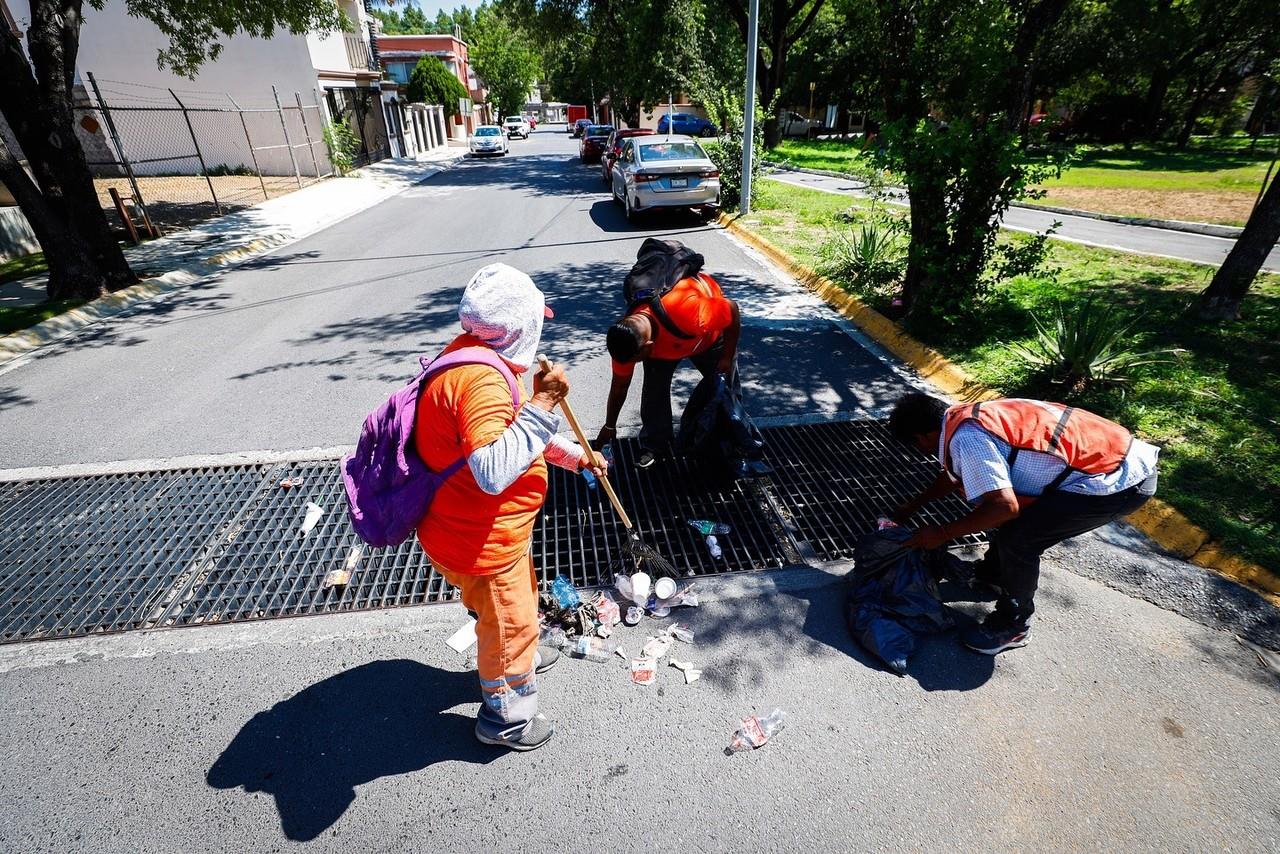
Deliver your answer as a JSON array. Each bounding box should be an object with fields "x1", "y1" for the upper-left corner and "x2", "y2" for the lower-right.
[{"x1": 458, "y1": 263, "x2": 553, "y2": 372}]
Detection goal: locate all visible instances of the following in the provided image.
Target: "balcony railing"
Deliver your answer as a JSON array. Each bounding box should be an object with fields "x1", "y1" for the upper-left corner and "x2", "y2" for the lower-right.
[{"x1": 344, "y1": 32, "x2": 374, "y2": 71}]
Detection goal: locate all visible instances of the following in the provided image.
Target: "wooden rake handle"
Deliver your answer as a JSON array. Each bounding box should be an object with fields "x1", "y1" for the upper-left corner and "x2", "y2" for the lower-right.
[{"x1": 537, "y1": 354, "x2": 635, "y2": 530}]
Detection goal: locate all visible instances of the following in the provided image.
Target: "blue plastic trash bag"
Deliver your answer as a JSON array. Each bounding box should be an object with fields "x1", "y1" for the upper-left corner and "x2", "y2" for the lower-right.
[{"x1": 845, "y1": 526, "x2": 956, "y2": 674}]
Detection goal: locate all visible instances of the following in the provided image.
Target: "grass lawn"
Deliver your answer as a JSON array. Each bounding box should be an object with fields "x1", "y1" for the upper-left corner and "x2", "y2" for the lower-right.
[
  {"x1": 0, "y1": 251, "x2": 48, "y2": 286},
  {"x1": 743, "y1": 179, "x2": 1280, "y2": 575},
  {"x1": 767, "y1": 136, "x2": 1278, "y2": 225}
]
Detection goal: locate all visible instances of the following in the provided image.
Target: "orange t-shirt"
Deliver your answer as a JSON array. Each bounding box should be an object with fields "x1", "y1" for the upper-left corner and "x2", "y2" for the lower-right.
[
  {"x1": 612, "y1": 273, "x2": 734, "y2": 377},
  {"x1": 414, "y1": 334, "x2": 548, "y2": 575}
]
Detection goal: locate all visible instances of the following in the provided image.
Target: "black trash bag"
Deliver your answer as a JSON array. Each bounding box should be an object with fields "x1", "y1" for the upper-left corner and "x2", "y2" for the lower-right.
[
  {"x1": 677, "y1": 370, "x2": 770, "y2": 479},
  {"x1": 845, "y1": 526, "x2": 954, "y2": 674}
]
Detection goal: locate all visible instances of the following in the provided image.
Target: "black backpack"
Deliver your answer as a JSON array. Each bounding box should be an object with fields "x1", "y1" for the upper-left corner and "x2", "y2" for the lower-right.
[{"x1": 622, "y1": 238, "x2": 705, "y2": 340}]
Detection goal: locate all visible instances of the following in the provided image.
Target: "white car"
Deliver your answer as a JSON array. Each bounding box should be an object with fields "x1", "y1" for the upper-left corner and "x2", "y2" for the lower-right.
[
  {"x1": 779, "y1": 110, "x2": 825, "y2": 138},
  {"x1": 610, "y1": 135, "x2": 720, "y2": 222},
  {"x1": 469, "y1": 126, "x2": 508, "y2": 156},
  {"x1": 503, "y1": 116, "x2": 531, "y2": 139}
]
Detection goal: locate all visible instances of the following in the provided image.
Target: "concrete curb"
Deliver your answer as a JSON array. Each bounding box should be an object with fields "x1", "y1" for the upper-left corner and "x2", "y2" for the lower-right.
[
  {"x1": 763, "y1": 162, "x2": 1244, "y2": 239},
  {"x1": 717, "y1": 211, "x2": 1280, "y2": 604},
  {"x1": 0, "y1": 154, "x2": 465, "y2": 369}
]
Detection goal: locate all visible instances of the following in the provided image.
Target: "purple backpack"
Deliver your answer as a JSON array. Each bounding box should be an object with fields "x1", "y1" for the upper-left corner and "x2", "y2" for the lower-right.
[{"x1": 342, "y1": 346, "x2": 519, "y2": 548}]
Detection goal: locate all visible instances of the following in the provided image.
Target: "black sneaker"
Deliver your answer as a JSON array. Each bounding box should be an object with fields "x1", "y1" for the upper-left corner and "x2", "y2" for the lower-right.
[
  {"x1": 636, "y1": 448, "x2": 657, "y2": 469},
  {"x1": 962, "y1": 617, "x2": 1030, "y2": 655}
]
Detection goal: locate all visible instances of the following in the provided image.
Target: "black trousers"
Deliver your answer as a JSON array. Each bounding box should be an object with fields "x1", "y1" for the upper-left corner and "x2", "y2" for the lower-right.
[
  {"x1": 981, "y1": 476, "x2": 1156, "y2": 624},
  {"x1": 638, "y1": 338, "x2": 726, "y2": 449}
]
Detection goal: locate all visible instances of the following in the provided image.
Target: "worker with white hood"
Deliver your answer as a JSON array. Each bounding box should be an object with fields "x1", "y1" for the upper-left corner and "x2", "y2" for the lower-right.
[{"x1": 414, "y1": 263, "x2": 604, "y2": 751}]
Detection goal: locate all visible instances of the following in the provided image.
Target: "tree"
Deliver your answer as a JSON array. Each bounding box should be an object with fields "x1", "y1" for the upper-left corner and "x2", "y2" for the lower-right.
[
  {"x1": 406, "y1": 55, "x2": 470, "y2": 116},
  {"x1": 1197, "y1": 170, "x2": 1280, "y2": 320},
  {"x1": 469, "y1": 7, "x2": 541, "y2": 119},
  {"x1": 866, "y1": 0, "x2": 1070, "y2": 328},
  {"x1": 0, "y1": 0, "x2": 340, "y2": 301},
  {"x1": 715, "y1": 0, "x2": 828, "y2": 147}
]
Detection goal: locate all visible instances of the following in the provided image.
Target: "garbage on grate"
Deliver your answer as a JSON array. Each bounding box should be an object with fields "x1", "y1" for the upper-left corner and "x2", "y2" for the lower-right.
[
  {"x1": 705, "y1": 535, "x2": 723, "y2": 559},
  {"x1": 727, "y1": 708, "x2": 788, "y2": 753},
  {"x1": 688, "y1": 520, "x2": 731, "y2": 536},
  {"x1": 447, "y1": 617, "x2": 479, "y2": 652},
  {"x1": 300, "y1": 502, "x2": 325, "y2": 535},
  {"x1": 322, "y1": 544, "x2": 364, "y2": 589},
  {"x1": 552, "y1": 575, "x2": 581, "y2": 609},
  {"x1": 669, "y1": 657, "x2": 702, "y2": 684},
  {"x1": 280, "y1": 476, "x2": 304, "y2": 489},
  {"x1": 630, "y1": 656, "x2": 658, "y2": 685}
]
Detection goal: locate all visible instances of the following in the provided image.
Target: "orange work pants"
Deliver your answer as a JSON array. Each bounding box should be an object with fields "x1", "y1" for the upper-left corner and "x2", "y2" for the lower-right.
[{"x1": 438, "y1": 550, "x2": 540, "y2": 724}]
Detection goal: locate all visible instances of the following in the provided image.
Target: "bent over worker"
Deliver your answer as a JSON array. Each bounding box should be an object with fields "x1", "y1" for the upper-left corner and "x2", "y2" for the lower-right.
[
  {"x1": 597, "y1": 268, "x2": 740, "y2": 468},
  {"x1": 888, "y1": 394, "x2": 1159, "y2": 656},
  {"x1": 415, "y1": 263, "x2": 604, "y2": 751}
]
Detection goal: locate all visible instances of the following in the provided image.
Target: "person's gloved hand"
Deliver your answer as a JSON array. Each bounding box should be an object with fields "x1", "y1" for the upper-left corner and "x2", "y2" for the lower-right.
[{"x1": 905, "y1": 526, "x2": 950, "y2": 551}]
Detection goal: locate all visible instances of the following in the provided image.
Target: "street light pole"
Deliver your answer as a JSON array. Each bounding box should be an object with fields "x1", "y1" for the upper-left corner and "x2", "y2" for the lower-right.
[
  {"x1": 740, "y1": 0, "x2": 760, "y2": 215},
  {"x1": 808, "y1": 81, "x2": 816, "y2": 120}
]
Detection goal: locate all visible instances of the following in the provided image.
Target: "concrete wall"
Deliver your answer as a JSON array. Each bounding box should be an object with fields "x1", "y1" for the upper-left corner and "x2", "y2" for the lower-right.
[{"x1": 0, "y1": 207, "x2": 39, "y2": 262}]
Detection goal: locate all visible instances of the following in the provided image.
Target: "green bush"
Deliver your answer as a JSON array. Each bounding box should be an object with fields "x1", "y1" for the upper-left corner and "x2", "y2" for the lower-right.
[
  {"x1": 1008, "y1": 298, "x2": 1182, "y2": 397},
  {"x1": 407, "y1": 56, "x2": 469, "y2": 118},
  {"x1": 323, "y1": 119, "x2": 359, "y2": 175}
]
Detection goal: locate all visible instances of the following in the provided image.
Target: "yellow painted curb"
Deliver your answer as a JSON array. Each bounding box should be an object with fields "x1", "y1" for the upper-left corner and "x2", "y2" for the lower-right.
[{"x1": 718, "y1": 212, "x2": 1279, "y2": 601}]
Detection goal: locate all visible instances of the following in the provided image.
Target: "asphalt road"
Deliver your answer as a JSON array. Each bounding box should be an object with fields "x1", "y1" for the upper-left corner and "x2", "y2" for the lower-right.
[
  {"x1": 766, "y1": 170, "x2": 1280, "y2": 273},
  {"x1": 0, "y1": 129, "x2": 907, "y2": 469},
  {"x1": 1, "y1": 127, "x2": 1277, "y2": 852}
]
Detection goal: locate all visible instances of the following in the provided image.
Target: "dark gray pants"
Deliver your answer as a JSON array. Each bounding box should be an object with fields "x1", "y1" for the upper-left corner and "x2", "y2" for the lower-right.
[
  {"x1": 982, "y1": 476, "x2": 1156, "y2": 624},
  {"x1": 638, "y1": 338, "x2": 726, "y2": 450}
]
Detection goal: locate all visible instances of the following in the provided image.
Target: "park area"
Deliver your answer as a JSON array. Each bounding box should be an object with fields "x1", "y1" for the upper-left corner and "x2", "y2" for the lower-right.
[
  {"x1": 770, "y1": 137, "x2": 1278, "y2": 226},
  {"x1": 739, "y1": 179, "x2": 1280, "y2": 575}
]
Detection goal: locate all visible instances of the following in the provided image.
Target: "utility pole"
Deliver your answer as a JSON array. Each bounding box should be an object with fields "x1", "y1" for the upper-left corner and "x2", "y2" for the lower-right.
[
  {"x1": 740, "y1": 0, "x2": 760, "y2": 214},
  {"x1": 590, "y1": 79, "x2": 597, "y2": 124}
]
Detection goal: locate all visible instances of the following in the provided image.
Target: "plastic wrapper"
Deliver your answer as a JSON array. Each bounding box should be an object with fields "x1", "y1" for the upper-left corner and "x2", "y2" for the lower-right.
[
  {"x1": 630, "y1": 656, "x2": 658, "y2": 685},
  {"x1": 727, "y1": 708, "x2": 787, "y2": 752}
]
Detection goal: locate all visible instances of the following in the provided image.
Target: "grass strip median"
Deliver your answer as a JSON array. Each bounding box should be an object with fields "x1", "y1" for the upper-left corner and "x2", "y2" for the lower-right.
[{"x1": 741, "y1": 179, "x2": 1280, "y2": 579}]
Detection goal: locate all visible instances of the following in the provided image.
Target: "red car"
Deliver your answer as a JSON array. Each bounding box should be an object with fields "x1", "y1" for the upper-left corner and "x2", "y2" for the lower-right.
[
  {"x1": 600, "y1": 128, "x2": 656, "y2": 183},
  {"x1": 578, "y1": 124, "x2": 615, "y2": 163}
]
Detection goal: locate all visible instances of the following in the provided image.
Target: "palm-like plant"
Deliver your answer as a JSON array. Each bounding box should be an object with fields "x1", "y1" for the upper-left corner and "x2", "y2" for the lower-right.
[{"x1": 1009, "y1": 299, "x2": 1182, "y2": 396}]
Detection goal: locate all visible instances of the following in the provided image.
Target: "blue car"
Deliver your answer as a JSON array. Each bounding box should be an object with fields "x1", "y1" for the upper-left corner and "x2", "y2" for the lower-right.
[{"x1": 656, "y1": 113, "x2": 717, "y2": 137}]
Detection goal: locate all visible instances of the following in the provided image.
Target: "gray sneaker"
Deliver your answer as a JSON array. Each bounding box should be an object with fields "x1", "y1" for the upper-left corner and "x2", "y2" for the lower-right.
[
  {"x1": 534, "y1": 645, "x2": 560, "y2": 674},
  {"x1": 475, "y1": 713, "x2": 555, "y2": 751}
]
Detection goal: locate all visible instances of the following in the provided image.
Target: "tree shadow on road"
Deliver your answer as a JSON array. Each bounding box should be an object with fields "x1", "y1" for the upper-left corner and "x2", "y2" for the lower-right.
[{"x1": 206, "y1": 659, "x2": 496, "y2": 842}]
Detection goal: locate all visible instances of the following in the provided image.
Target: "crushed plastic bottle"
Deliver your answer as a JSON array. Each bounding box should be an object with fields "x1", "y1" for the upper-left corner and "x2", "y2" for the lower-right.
[
  {"x1": 540, "y1": 626, "x2": 567, "y2": 650},
  {"x1": 582, "y1": 468, "x2": 598, "y2": 490},
  {"x1": 705, "y1": 535, "x2": 723, "y2": 559},
  {"x1": 727, "y1": 708, "x2": 788, "y2": 753},
  {"x1": 562, "y1": 635, "x2": 619, "y2": 663},
  {"x1": 688, "y1": 520, "x2": 731, "y2": 536},
  {"x1": 552, "y1": 575, "x2": 581, "y2": 609},
  {"x1": 669, "y1": 623, "x2": 695, "y2": 644},
  {"x1": 601, "y1": 444, "x2": 614, "y2": 465}
]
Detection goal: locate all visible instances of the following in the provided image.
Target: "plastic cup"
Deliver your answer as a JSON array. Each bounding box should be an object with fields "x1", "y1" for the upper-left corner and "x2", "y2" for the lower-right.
[
  {"x1": 654, "y1": 577, "x2": 677, "y2": 601},
  {"x1": 630, "y1": 572, "x2": 651, "y2": 605}
]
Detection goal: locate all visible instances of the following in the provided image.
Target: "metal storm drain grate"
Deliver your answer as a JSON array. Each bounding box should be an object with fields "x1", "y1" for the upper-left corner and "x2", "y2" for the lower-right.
[
  {"x1": 0, "y1": 419, "x2": 979, "y2": 644},
  {"x1": 761, "y1": 420, "x2": 982, "y2": 562}
]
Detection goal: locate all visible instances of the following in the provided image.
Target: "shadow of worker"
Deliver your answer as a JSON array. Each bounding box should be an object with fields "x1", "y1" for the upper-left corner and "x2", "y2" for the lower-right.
[{"x1": 207, "y1": 659, "x2": 497, "y2": 842}]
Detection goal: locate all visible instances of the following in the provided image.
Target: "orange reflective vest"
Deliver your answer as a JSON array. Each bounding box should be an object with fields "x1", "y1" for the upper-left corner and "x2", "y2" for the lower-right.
[{"x1": 941, "y1": 399, "x2": 1132, "y2": 491}]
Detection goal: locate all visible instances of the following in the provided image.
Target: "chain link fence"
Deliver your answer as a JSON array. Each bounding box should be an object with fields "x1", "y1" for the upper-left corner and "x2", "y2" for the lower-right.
[{"x1": 73, "y1": 74, "x2": 334, "y2": 234}]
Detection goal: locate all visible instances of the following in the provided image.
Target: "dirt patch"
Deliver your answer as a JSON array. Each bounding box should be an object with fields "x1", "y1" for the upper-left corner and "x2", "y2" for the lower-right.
[
  {"x1": 1038, "y1": 188, "x2": 1253, "y2": 227},
  {"x1": 92, "y1": 174, "x2": 325, "y2": 232}
]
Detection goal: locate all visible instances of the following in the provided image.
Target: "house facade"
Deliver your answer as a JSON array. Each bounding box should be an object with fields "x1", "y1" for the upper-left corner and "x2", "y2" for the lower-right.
[{"x1": 376, "y1": 33, "x2": 493, "y2": 137}]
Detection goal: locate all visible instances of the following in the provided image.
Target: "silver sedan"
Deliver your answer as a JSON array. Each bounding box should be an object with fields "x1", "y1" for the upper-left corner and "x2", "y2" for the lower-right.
[{"x1": 609, "y1": 135, "x2": 721, "y2": 222}]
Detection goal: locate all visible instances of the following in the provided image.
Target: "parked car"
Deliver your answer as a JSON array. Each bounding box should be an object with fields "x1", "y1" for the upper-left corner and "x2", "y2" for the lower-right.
[
  {"x1": 571, "y1": 118, "x2": 593, "y2": 137},
  {"x1": 779, "y1": 110, "x2": 824, "y2": 138},
  {"x1": 579, "y1": 125, "x2": 615, "y2": 163},
  {"x1": 503, "y1": 116, "x2": 531, "y2": 139},
  {"x1": 469, "y1": 125, "x2": 508, "y2": 156},
  {"x1": 655, "y1": 112, "x2": 717, "y2": 137},
  {"x1": 610, "y1": 135, "x2": 720, "y2": 222},
  {"x1": 601, "y1": 128, "x2": 656, "y2": 184}
]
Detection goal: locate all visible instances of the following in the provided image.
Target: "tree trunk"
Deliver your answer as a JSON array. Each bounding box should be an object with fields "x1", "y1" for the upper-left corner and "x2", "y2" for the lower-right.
[
  {"x1": 0, "y1": 0, "x2": 136, "y2": 301},
  {"x1": 1197, "y1": 171, "x2": 1280, "y2": 320},
  {"x1": 1175, "y1": 75, "x2": 1211, "y2": 150}
]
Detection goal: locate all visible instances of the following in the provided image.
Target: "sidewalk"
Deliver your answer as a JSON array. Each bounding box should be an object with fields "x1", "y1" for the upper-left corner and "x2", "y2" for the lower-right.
[
  {"x1": 765, "y1": 169, "x2": 1280, "y2": 273},
  {"x1": 0, "y1": 147, "x2": 467, "y2": 363}
]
